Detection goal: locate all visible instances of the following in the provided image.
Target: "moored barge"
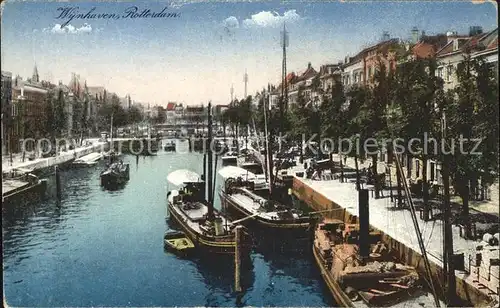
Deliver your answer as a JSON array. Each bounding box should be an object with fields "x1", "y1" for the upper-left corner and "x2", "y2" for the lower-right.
[
  {"x1": 313, "y1": 218, "x2": 442, "y2": 307},
  {"x1": 219, "y1": 175, "x2": 313, "y2": 237},
  {"x1": 100, "y1": 161, "x2": 130, "y2": 189},
  {"x1": 167, "y1": 171, "x2": 252, "y2": 254},
  {"x1": 2, "y1": 169, "x2": 47, "y2": 206}
]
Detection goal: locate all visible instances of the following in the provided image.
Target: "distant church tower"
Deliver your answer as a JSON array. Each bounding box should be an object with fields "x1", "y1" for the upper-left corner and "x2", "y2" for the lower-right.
[{"x1": 32, "y1": 64, "x2": 40, "y2": 83}]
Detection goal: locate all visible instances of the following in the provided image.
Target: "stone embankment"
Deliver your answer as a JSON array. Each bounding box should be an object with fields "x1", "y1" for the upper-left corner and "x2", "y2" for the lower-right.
[
  {"x1": 2, "y1": 141, "x2": 108, "y2": 174},
  {"x1": 292, "y1": 154, "x2": 499, "y2": 306}
]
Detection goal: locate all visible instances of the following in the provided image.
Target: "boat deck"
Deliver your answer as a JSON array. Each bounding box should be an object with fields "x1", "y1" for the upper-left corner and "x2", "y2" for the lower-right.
[
  {"x1": 314, "y1": 230, "x2": 444, "y2": 307},
  {"x1": 2, "y1": 179, "x2": 30, "y2": 196},
  {"x1": 168, "y1": 190, "x2": 233, "y2": 234},
  {"x1": 227, "y1": 189, "x2": 294, "y2": 221},
  {"x1": 179, "y1": 202, "x2": 208, "y2": 221}
]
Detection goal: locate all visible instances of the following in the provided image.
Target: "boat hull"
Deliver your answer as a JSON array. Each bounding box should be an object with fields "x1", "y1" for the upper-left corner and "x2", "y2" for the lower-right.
[
  {"x1": 167, "y1": 201, "x2": 252, "y2": 255},
  {"x1": 2, "y1": 179, "x2": 47, "y2": 207},
  {"x1": 219, "y1": 191, "x2": 313, "y2": 239},
  {"x1": 100, "y1": 164, "x2": 129, "y2": 189},
  {"x1": 71, "y1": 162, "x2": 99, "y2": 168},
  {"x1": 313, "y1": 244, "x2": 355, "y2": 307}
]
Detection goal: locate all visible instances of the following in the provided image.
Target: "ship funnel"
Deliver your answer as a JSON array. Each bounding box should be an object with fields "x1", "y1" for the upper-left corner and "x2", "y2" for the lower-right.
[{"x1": 358, "y1": 189, "x2": 370, "y2": 259}]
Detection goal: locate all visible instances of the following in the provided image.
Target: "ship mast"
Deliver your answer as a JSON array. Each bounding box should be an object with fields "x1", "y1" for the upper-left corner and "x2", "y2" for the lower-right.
[
  {"x1": 207, "y1": 101, "x2": 214, "y2": 221},
  {"x1": 264, "y1": 90, "x2": 274, "y2": 195},
  {"x1": 280, "y1": 23, "x2": 289, "y2": 130}
]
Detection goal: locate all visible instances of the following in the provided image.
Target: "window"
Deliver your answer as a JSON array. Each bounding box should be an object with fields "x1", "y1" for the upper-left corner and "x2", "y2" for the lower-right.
[
  {"x1": 446, "y1": 65, "x2": 453, "y2": 82},
  {"x1": 416, "y1": 160, "x2": 420, "y2": 178},
  {"x1": 437, "y1": 67, "x2": 444, "y2": 79}
]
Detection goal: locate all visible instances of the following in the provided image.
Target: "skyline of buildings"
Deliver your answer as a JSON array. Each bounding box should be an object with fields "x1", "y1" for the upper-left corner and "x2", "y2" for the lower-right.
[{"x1": 2, "y1": 1, "x2": 496, "y2": 106}]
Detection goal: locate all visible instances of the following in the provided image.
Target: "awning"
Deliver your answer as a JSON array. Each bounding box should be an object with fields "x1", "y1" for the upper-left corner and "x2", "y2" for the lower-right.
[
  {"x1": 218, "y1": 166, "x2": 256, "y2": 181},
  {"x1": 167, "y1": 169, "x2": 201, "y2": 186}
]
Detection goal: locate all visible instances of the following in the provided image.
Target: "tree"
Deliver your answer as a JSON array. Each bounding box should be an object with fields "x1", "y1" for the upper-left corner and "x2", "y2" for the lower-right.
[
  {"x1": 356, "y1": 58, "x2": 394, "y2": 198},
  {"x1": 321, "y1": 81, "x2": 345, "y2": 154},
  {"x1": 128, "y1": 105, "x2": 143, "y2": 124},
  {"x1": 446, "y1": 52, "x2": 499, "y2": 238},
  {"x1": 289, "y1": 86, "x2": 309, "y2": 157},
  {"x1": 72, "y1": 96, "x2": 84, "y2": 142},
  {"x1": 345, "y1": 85, "x2": 371, "y2": 190},
  {"x1": 238, "y1": 96, "x2": 253, "y2": 146},
  {"x1": 54, "y1": 89, "x2": 67, "y2": 137},
  {"x1": 391, "y1": 58, "x2": 443, "y2": 218}
]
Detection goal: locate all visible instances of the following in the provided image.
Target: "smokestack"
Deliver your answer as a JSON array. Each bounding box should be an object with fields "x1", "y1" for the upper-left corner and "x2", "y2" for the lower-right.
[
  {"x1": 411, "y1": 27, "x2": 419, "y2": 44},
  {"x1": 358, "y1": 189, "x2": 370, "y2": 259}
]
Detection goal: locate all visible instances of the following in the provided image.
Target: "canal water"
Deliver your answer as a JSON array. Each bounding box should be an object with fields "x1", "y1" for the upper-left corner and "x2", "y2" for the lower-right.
[{"x1": 2, "y1": 141, "x2": 334, "y2": 307}]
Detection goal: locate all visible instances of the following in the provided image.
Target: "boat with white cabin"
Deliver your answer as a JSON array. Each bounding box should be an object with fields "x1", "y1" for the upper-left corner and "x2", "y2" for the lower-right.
[{"x1": 72, "y1": 152, "x2": 104, "y2": 167}]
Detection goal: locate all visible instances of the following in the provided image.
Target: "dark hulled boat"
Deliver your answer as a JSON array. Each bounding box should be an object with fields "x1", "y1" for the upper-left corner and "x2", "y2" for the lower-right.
[
  {"x1": 100, "y1": 161, "x2": 130, "y2": 188},
  {"x1": 313, "y1": 219, "x2": 441, "y2": 307},
  {"x1": 164, "y1": 141, "x2": 176, "y2": 152},
  {"x1": 2, "y1": 170, "x2": 47, "y2": 206},
  {"x1": 166, "y1": 103, "x2": 252, "y2": 255},
  {"x1": 219, "y1": 175, "x2": 313, "y2": 237},
  {"x1": 167, "y1": 171, "x2": 252, "y2": 254}
]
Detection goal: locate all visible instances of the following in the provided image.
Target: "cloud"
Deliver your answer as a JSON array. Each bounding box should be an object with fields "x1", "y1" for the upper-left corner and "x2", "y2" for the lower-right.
[
  {"x1": 223, "y1": 16, "x2": 239, "y2": 29},
  {"x1": 242, "y1": 10, "x2": 301, "y2": 28},
  {"x1": 42, "y1": 23, "x2": 94, "y2": 34}
]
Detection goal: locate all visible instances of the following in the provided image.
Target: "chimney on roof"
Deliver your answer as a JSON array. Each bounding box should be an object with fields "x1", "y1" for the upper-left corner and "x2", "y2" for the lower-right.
[
  {"x1": 382, "y1": 31, "x2": 390, "y2": 42},
  {"x1": 411, "y1": 27, "x2": 419, "y2": 44},
  {"x1": 308, "y1": 62, "x2": 311, "y2": 69},
  {"x1": 469, "y1": 26, "x2": 483, "y2": 36}
]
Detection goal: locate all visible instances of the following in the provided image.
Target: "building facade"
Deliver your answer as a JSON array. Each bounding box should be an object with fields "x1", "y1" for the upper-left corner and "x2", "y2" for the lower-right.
[
  {"x1": 2, "y1": 71, "x2": 13, "y2": 155},
  {"x1": 11, "y1": 76, "x2": 49, "y2": 152}
]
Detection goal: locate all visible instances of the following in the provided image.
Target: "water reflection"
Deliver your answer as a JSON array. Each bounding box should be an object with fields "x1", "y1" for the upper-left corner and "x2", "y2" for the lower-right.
[{"x1": 3, "y1": 150, "x2": 332, "y2": 307}]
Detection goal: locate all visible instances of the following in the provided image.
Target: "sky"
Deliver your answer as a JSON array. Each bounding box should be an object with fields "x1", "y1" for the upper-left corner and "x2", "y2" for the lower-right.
[{"x1": 1, "y1": 0, "x2": 498, "y2": 107}]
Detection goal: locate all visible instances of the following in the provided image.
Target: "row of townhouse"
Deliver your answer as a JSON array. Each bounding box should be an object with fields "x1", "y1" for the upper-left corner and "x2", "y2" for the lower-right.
[
  {"x1": 1, "y1": 64, "x2": 139, "y2": 154},
  {"x1": 264, "y1": 26, "x2": 497, "y2": 192},
  {"x1": 269, "y1": 62, "x2": 343, "y2": 108},
  {"x1": 346, "y1": 27, "x2": 498, "y2": 190}
]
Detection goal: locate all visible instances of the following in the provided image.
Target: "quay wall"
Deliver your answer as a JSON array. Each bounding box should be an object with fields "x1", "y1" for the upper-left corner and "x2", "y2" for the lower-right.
[
  {"x1": 293, "y1": 177, "x2": 496, "y2": 306},
  {"x1": 3, "y1": 142, "x2": 108, "y2": 174}
]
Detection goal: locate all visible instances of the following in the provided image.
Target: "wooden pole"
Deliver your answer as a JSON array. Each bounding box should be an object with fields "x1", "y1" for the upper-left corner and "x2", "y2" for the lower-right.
[
  {"x1": 55, "y1": 165, "x2": 61, "y2": 199},
  {"x1": 234, "y1": 225, "x2": 242, "y2": 292},
  {"x1": 358, "y1": 189, "x2": 369, "y2": 260}
]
